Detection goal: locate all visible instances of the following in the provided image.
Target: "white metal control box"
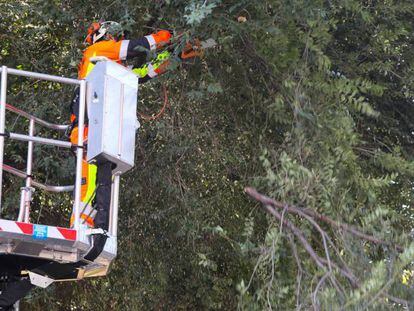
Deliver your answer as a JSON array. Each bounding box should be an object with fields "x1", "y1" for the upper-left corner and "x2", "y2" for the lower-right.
[{"x1": 86, "y1": 61, "x2": 139, "y2": 174}]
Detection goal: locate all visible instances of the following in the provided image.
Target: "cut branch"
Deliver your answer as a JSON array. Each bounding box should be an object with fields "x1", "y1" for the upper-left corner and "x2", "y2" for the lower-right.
[{"x1": 244, "y1": 187, "x2": 404, "y2": 252}]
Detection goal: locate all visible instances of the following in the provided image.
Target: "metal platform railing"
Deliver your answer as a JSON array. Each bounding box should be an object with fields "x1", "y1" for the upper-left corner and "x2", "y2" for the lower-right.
[
  {"x1": 0, "y1": 66, "x2": 88, "y2": 231},
  {"x1": 5, "y1": 103, "x2": 75, "y2": 222}
]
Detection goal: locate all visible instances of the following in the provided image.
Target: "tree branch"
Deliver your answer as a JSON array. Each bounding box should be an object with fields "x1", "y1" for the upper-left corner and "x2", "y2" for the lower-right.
[{"x1": 244, "y1": 187, "x2": 404, "y2": 252}]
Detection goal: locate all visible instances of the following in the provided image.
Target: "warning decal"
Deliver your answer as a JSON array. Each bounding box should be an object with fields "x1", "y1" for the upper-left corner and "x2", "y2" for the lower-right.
[{"x1": 33, "y1": 224, "x2": 48, "y2": 240}]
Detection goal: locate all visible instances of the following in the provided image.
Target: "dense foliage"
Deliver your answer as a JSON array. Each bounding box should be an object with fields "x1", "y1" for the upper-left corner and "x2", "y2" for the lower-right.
[{"x1": 1, "y1": 0, "x2": 414, "y2": 309}]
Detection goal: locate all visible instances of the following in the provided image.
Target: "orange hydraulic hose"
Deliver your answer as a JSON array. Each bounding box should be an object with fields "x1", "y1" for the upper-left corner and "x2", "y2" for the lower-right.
[{"x1": 138, "y1": 84, "x2": 169, "y2": 121}]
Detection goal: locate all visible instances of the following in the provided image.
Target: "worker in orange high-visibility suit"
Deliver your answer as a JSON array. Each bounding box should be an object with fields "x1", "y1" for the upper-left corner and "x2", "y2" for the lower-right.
[
  {"x1": 70, "y1": 21, "x2": 202, "y2": 262},
  {"x1": 69, "y1": 21, "x2": 174, "y2": 232}
]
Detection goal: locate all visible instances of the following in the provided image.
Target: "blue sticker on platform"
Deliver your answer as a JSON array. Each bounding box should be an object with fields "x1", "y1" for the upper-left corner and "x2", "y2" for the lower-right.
[{"x1": 33, "y1": 225, "x2": 48, "y2": 240}]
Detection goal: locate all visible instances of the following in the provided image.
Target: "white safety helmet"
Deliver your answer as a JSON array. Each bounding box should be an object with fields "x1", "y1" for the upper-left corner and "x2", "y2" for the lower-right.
[{"x1": 85, "y1": 21, "x2": 124, "y2": 45}]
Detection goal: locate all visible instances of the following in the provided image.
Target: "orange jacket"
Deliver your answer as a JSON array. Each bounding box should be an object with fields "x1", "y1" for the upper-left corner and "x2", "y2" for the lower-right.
[
  {"x1": 78, "y1": 40, "x2": 130, "y2": 79},
  {"x1": 78, "y1": 30, "x2": 172, "y2": 79},
  {"x1": 71, "y1": 39, "x2": 129, "y2": 145}
]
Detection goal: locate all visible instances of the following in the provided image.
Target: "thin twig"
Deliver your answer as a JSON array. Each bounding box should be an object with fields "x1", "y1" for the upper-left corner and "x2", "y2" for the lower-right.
[
  {"x1": 312, "y1": 273, "x2": 330, "y2": 310},
  {"x1": 266, "y1": 204, "x2": 287, "y2": 310},
  {"x1": 288, "y1": 234, "x2": 303, "y2": 311}
]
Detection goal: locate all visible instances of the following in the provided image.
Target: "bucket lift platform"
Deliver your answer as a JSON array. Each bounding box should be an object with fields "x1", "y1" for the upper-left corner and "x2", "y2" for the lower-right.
[
  {"x1": 0, "y1": 61, "x2": 139, "y2": 286},
  {"x1": 0, "y1": 219, "x2": 117, "y2": 281}
]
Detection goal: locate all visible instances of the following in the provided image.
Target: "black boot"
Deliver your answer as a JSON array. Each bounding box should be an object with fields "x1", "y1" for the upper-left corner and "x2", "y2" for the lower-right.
[
  {"x1": 83, "y1": 161, "x2": 113, "y2": 262},
  {"x1": 93, "y1": 161, "x2": 112, "y2": 231}
]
